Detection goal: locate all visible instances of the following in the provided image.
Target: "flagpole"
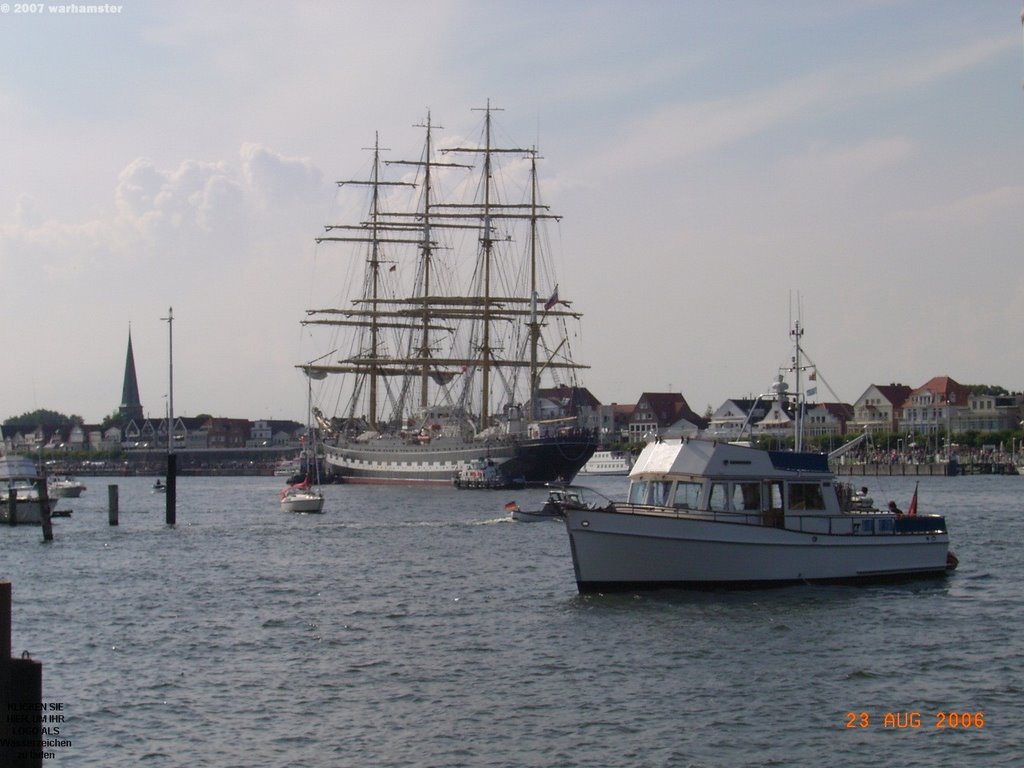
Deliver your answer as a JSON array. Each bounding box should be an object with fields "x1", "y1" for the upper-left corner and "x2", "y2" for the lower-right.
[{"x1": 161, "y1": 307, "x2": 176, "y2": 525}]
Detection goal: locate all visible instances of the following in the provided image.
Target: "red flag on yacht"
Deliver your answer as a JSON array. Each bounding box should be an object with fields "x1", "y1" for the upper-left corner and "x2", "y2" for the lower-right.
[{"x1": 907, "y1": 483, "x2": 918, "y2": 516}]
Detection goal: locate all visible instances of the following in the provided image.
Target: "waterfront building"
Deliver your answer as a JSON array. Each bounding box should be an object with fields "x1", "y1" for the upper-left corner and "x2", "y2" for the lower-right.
[
  {"x1": 958, "y1": 393, "x2": 1023, "y2": 433},
  {"x1": 897, "y1": 376, "x2": 971, "y2": 439},
  {"x1": 705, "y1": 398, "x2": 768, "y2": 440},
  {"x1": 850, "y1": 384, "x2": 912, "y2": 434},
  {"x1": 802, "y1": 402, "x2": 854, "y2": 439},
  {"x1": 627, "y1": 393, "x2": 706, "y2": 441}
]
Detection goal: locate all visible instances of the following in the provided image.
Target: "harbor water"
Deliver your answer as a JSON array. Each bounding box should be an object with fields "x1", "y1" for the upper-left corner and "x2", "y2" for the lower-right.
[{"x1": 2, "y1": 474, "x2": 1021, "y2": 767}]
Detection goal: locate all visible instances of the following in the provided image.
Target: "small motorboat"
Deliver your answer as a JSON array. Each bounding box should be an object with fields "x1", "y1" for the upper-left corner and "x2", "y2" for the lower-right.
[
  {"x1": 507, "y1": 484, "x2": 615, "y2": 522},
  {"x1": 48, "y1": 476, "x2": 87, "y2": 498}
]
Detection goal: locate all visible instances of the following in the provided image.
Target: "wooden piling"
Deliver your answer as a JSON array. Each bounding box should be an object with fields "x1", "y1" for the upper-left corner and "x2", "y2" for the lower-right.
[
  {"x1": 166, "y1": 453, "x2": 177, "y2": 525},
  {"x1": 38, "y1": 480, "x2": 53, "y2": 542},
  {"x1": 6, "y1": 488, "x2": 16, "y2": 526},
  {"x1": 108, "y1": 484, "x2": 119, "y2": 526},
  {"x1": 1, "y1": 581, "x2": 10, "y2": 663}
]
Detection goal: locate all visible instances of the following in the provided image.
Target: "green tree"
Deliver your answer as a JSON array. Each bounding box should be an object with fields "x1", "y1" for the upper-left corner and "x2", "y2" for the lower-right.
[{"x1": 3, "y1": 409, "x2": 82, "y2": 431}]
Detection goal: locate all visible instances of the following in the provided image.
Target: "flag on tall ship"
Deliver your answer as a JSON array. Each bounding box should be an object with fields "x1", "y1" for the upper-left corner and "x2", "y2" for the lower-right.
[
  {"x1": 907, "y1": 482, "x2": 918, "y2": 516},
  {"x1": 806, "y1": 369, "x2": 817, "y2": 398},
  {"x1": 544, "y1": 286, "x2": 560, "y2": 311}
]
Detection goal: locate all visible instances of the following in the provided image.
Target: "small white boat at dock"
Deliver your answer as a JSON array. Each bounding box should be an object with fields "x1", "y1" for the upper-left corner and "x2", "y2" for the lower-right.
[{"x1": 1, "y1": 455, "x2": 58, "y2": 525}]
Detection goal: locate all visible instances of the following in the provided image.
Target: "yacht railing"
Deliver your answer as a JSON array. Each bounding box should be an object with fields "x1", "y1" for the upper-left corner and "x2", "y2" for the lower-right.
[{"x1": 613, "y1": 504, "x2": 947, "y2": 536}]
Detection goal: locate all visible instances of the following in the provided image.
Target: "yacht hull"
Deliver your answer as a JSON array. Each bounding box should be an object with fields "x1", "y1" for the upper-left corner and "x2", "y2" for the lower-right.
[{"x1": 565, "y1": 508, "x2": 951, "y2": 592}]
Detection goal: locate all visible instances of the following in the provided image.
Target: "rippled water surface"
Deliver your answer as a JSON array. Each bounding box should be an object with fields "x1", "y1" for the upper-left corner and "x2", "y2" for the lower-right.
[{"x1": 2, "y1": 474, "x2": 1021, "y2": 767}]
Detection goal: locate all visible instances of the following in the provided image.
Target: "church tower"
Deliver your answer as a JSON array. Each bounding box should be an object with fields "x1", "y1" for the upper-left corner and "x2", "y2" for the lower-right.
[{"x1": 119, "y1": 328, "x2": 144, "y2": 423}]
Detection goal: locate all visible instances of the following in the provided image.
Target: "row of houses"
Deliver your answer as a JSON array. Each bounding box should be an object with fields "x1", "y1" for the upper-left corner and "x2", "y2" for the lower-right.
[
  {"x1": 561, "y1": 375, "x2": 1022, "y2": 444},
  {"x1": 3, "y1": 375, "x2": 1019, "y2": 455},
  {"x1": 2, "y1": 416, "x2": 304, "y2": 454}
]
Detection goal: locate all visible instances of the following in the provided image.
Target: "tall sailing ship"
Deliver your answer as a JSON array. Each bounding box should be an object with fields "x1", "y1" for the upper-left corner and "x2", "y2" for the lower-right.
[{"x1": 300, "y1": 104, "x2": 597, "y2": 485}]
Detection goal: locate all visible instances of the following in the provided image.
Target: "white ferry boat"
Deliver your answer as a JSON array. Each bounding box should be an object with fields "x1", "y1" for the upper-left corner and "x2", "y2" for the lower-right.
[
  {"x1": 562, "y1": 438, "x2": 956, "y2": 593},
  {"x1": 576, "y1": 450, "x2": 633, "y2": 476}
]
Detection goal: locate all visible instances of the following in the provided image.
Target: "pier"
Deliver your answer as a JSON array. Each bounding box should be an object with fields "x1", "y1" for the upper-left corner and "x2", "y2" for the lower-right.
[{"x1": 833, "y1": 462, "x2": 1018, "y2": 477}]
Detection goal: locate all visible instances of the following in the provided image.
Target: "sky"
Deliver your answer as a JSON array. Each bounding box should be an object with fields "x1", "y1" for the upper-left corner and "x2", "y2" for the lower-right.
[{"x1": 2, "y1": 0, "x2": 1023, "y2": 424}]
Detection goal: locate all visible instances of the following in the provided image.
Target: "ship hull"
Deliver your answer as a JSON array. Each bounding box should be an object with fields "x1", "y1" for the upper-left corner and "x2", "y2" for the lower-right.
[
  {"x1": 565, "y1": 507, "x2": 951, "y2": 593},
  {"x1": 323, "y1": 434, "x2": 596, "y2": 486}
]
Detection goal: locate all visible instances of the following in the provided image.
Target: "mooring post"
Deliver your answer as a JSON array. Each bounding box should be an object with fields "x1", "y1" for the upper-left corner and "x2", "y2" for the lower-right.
[
  {"x1": 166, "y1": 454, "x2": 177, "y2": 525},
  {"x1": 1, "y1": 580, "x2": 10, "y2": 666},
  {"x1": 7, "y1": 487, "x2": 17, "y2": 527},
  {"x1": 38, "y1": 479, "x2": 53, "y2": 542},
  {"x1": 108, "y1": 484, "x2": 119, "y2": 526},
  {"x1": 0, "y1": 581, "x2": 44, "y2": 768}
]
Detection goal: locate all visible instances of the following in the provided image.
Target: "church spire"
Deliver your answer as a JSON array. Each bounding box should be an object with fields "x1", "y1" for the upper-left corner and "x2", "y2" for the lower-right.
[{"x1": 119, "y1": 327, "x2": 144, "y2": 422}]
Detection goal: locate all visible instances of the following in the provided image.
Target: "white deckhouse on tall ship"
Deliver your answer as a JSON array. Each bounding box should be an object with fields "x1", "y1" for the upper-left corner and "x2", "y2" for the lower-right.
[{"x1": 300, "y1": 105, "x2": 597, "y2": 485}]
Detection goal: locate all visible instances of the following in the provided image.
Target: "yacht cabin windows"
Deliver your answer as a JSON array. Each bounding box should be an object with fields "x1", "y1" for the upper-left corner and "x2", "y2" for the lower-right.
[
  {"x1": 708, "y1": 483, "x2": 728, "y2": 512},
  {"x1": 629, "y1": 480, "x2": 672, "y2": 505},
  {"x1": 731, "y1": 482, "x2": 761, "y2": 511},
  {"x1": 628, "y1": 481, "x2": 648, "y2": 504},
  {"x1": 788, "y1": 482, "x2": 826, "y2": 511},
  {"x1": 650, "y1": 481, "x2": 672, "y2": 506},
  {"x1": 628, "y1": 479, "x2": 826, "y2": 514},
  {"x1": 673, "y1": 482, "x2": 702, "y2": 510}
]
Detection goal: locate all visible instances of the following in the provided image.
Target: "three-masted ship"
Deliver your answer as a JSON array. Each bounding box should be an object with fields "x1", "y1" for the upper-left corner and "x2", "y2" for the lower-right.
[{"x1": 300, "y1": 104, "x2": 597, "y2": 485}]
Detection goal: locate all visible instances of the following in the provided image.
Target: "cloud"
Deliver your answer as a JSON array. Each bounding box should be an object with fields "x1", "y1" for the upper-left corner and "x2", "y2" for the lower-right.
[
  {"x1": 241, "y1": 143, "x2": 324, "y2": 211},
  {"x1": 592, "y1": 31, "x2": 1013, "y2": 180},
  {"x1": 114, "y1": 157, "x2": 246, "y2": 244},
  {"x1": 885, "y1": 35, "x2": 1013, "y2": 92},
  {"x1": 898, "y1": 185, "x2": 1024, "y2": 228},
  {"x1": 0, "y1": 146, "x2": 328, "y2": 269}
]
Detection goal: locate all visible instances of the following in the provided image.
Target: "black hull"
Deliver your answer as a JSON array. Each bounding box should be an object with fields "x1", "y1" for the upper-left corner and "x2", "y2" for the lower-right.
[
  {"x1": 506, "y1": 437, "x2": 598, "y2": 484},
  {"x1": 324, "y1": 434, "x2": 597, "y2": 486}
]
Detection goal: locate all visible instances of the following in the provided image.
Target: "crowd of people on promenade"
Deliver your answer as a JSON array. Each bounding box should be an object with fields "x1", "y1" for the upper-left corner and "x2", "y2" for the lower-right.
[{"x1": 848, "y1": 444, "x2": 1019, "y2": 467}]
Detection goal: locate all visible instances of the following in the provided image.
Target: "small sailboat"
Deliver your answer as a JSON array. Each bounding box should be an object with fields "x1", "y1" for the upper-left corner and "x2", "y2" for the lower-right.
[{"x1": 281, "y1": 374, "x2": 325, "y2": 513}]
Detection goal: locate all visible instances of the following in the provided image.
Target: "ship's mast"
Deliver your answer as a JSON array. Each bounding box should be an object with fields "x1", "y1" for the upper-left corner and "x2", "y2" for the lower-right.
[
  {"x1": 527, "y1": 152, "x2": 541, "y2": 421},
  {"x1": 442, "y1": 102, "x2": 532, "y2": 427},
  {"x1": 480, "y1": 104, "x2": 497, "y2": 427},
  {"x1": 386, "y1": 112, "x2": 472, "y2": 410},
  {"x1": 309, "y1": 134, "x2": 415, "y2": 429},
  {"x1": 304, "y1": 106, "x2": 588, "y2": 432}
]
